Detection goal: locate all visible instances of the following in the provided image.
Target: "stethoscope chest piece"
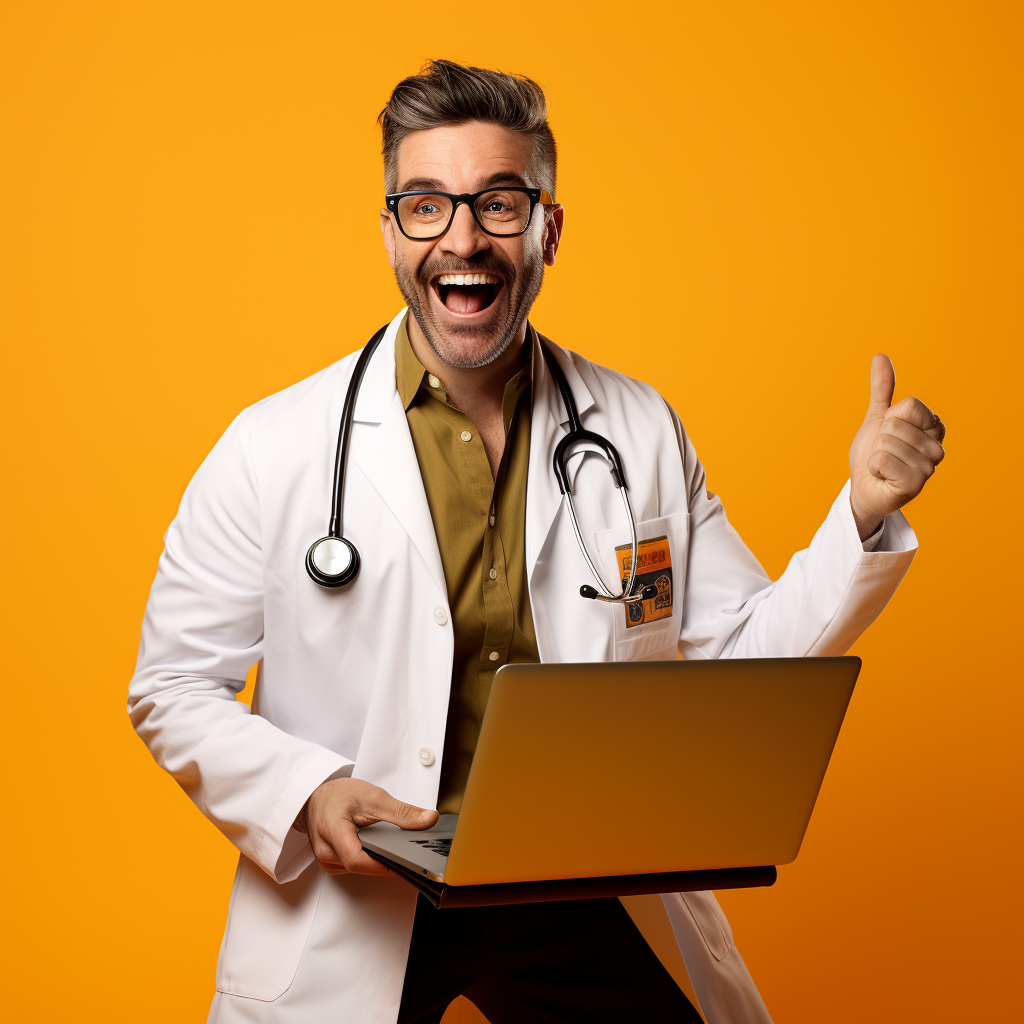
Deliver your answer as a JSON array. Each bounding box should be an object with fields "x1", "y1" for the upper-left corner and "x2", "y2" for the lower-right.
[{"x1": 306, "y1": 536, "x2": 360, "y2": 588}]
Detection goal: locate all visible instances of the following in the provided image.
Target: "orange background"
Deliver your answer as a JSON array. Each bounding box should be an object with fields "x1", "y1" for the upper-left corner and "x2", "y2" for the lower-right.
[{"x1": 1, "y1": 2, "x2": 1021, "y2": 1022}]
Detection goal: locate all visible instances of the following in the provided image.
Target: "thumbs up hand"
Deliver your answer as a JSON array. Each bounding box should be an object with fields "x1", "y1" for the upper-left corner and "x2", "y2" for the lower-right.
[{"x1": 848, "y1": 355, "x2": 946, "y2": 541}]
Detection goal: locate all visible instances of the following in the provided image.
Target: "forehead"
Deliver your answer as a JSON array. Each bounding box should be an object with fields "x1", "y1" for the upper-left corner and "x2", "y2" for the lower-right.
[{"x1": 395, "y1": 121, "x2": 535, "y2": 192}]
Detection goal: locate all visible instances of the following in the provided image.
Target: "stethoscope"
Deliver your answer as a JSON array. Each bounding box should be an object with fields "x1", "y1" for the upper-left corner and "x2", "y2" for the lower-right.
[{"x1": 306, "y1": 325, "x2": 656, "y2": 606}]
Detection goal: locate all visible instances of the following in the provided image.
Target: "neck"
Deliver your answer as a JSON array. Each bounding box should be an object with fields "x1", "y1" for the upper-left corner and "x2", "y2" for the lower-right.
[{"x1": 406, "y1": 317, "x2": 529, "y2": 421}]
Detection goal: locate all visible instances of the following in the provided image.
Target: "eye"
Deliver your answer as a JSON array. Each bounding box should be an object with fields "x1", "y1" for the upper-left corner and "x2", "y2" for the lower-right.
[
  {"x1": 417, "y1": 203, "x2": 439, "y2": 215},
  {"x1": 477, "y1": 190, "x2": 523, "y2": 219}
]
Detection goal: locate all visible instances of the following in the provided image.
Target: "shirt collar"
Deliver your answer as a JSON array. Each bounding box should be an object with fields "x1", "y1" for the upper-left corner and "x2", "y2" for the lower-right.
[
  {"x1": 395, "y1": 315, "x2": 429, "y2": 411},
  {"x1": 395, "y1": 313, "x2": 534, "y2": 413}
]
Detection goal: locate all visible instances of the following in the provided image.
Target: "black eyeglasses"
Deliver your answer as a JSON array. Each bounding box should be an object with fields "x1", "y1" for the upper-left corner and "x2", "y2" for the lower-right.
[{"x1": 385, "y1": 187, "x2": 554, "y2": 241}]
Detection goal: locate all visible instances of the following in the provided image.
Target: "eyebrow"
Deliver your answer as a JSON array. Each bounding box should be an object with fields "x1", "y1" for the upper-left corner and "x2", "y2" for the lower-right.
[
  {"x1": 395, "y1": 171, "x2": 532, "y2": 193},
  {"x1": 397, "y1": 177, "x2": 446, "y2": 192}
]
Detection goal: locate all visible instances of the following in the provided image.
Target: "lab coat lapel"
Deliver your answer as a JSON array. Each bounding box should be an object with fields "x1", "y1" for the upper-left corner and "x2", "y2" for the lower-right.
[
  {"x1": 526, "y1": 329, "x2": 595, "y2": 584},
  {"x1": 352, "y1": 312, "x2": 447, "y2": 599},
  {"x1": 351, "y1": 317, "x2": 592, "y2": 605}
]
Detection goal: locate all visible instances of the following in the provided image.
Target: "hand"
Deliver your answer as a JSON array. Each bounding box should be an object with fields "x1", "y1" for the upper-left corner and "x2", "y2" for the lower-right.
[
  {"x1": 848, "y1": 354, "x2": 946, "y2": 540},
  {"x1": 294, "y1": 777, "x2": 439, "y2": 876}
]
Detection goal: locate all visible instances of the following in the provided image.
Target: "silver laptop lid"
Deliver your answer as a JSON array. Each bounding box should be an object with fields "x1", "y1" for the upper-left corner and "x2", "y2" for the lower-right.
[{"x1": 444, "y1": 658, "x2": 859, "y2": 886}]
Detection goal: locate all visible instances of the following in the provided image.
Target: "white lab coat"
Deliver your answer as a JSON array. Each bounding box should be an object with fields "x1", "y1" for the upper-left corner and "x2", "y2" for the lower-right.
[{"x1": 129, "y1": 309, "x2": 918, "y2": 1024}]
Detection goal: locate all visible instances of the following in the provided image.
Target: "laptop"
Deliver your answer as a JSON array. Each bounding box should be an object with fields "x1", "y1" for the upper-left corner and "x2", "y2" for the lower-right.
[{"x1": 359, "y1": 657, "x2": 859, "y2": 907}]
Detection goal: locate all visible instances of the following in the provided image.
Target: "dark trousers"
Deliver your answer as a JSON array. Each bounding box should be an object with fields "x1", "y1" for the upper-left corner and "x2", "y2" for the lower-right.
[{"x1": 398, "y1": 895, "x2": 703, "y2": 1024}]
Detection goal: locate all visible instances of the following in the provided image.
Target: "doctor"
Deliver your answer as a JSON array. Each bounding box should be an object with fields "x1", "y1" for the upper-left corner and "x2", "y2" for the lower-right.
[{"x1": 129, "y1": 60, "x2": 945, "y2": 1024}]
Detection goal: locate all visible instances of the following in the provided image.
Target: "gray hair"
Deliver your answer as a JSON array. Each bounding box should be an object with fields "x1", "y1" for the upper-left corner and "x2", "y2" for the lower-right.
[{"x1": 378, "y1": 59, "x2": 556, "y2": 198}]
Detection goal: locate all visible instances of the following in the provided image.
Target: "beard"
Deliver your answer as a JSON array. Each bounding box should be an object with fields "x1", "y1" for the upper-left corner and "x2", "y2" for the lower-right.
[{"x1": 394, "y1": 244, "x2": 545, "y2": 369}]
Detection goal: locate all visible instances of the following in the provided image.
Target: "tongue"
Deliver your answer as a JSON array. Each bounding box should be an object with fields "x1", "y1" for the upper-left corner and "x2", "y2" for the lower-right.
[{"x1": 444, "y1": 285, "x2": 491, "y2": 314}]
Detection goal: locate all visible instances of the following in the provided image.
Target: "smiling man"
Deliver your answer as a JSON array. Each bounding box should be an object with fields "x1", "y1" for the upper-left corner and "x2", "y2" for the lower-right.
[{"x1": 129, "y1": 60, "x2": 946, "y2": 1024}]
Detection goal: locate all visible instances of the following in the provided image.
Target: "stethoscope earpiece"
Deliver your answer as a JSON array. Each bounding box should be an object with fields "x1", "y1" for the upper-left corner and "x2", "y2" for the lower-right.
[
  {"x1": 581, "y1": 583, "x2": 658, "y2": 604},
  {"x1": 306, "y1": 536, "x2": 361, "y2": 588}
]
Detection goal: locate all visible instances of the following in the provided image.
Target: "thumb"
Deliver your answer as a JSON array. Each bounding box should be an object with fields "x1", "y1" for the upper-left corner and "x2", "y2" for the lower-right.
[
  {"x1": 386, "y1": 798, "x2": 440, "y2": 831},
  {"x1": 865, "y1": 353, "x2": 895, "y2": 421}
]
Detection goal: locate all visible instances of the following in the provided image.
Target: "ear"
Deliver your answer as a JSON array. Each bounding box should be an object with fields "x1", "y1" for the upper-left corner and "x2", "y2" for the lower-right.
[
  {"x1": 380, "y1": 210, "x2": 397, "y2": 270},
  {"x1": 542, "y1": 205, "x2": 564, "y2": 267}
]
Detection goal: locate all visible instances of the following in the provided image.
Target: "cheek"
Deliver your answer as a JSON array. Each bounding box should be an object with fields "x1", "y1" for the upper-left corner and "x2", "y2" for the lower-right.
[
  {"x1": 394, "y1": 243, "x2": 431, "y2": 284},
  {"x1": 497, "y1": 238, "x2": 537, "y2": 283}
]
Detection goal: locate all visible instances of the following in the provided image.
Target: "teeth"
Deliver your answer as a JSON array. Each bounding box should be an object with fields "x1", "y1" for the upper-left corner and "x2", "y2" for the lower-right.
[{"x1": 437, "y1": 273, "x2": 501, "y2": 286}]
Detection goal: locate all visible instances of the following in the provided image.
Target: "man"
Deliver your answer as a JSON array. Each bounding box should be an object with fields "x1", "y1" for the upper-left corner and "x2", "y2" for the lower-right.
[{"x1": 129, "y1": 60, "x2": 945, "y2": 1024}]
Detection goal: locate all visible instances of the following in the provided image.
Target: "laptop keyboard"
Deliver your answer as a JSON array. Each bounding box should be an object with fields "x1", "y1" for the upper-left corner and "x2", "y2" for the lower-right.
[{"x1": 410, "y1": 837, "x2": 452, "y2": 857}]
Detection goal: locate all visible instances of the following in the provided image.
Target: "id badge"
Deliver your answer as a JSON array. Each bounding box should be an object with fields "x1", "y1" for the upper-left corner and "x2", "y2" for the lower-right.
[{"x1": 615, "y1": 534, "x2": 673, "y2": 628}]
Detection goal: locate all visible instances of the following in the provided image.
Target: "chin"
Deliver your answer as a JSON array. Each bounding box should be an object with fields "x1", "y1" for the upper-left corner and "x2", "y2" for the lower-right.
[
  {"x1": 418, "y1": 285, "x2": 521, "y2": 369},
  {"x1": 427, "y1": 322, "x2": 513, "y2": 369}
]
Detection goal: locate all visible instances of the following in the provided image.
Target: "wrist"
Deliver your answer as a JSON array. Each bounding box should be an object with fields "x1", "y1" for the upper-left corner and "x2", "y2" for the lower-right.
[
  {"x1": 850, "y1": 497, "x2": 884, "y2": 543},
  {"x1": 295, "y1": 766, "x2": 354, "y2": 833}
]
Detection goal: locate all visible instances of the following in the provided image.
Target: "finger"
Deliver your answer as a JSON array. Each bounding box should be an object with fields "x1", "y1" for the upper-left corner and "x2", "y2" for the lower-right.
[
  {"x1": 869, "y1": 435, "x2": 936, "y2": 489},
  {"x1": 318, "y1": 818, "x2": 394, "y2": 876},
  {"x1": 867, "y1": 449, "x2": 929, "y2": 501},
  {"x1": 876, "y1": 417, "x2": 945, "y2": 466},
  {"x1": 864, "y1": 354, "x2": 895, "y2": 421},
  {"x1": 309, "y1": 831, "x2": 349, "y2": 875},
  {"x1": 926, "y1": 415, "x2": 946, "y2": 444},
  {"x1": 885, "y1": 396, "x2": 937, "y2": 433}
]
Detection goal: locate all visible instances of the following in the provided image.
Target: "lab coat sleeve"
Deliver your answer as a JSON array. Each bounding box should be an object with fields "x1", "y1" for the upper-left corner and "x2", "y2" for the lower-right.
[
  {"x1": 668, "y1": 407, "x2": 918, "y2": 659},
  {"x1": 127, "y1": 411, "x2": 350, "y2": 882}
]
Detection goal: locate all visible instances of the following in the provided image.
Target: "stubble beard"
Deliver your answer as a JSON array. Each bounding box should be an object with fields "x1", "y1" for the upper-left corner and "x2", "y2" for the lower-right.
[{"x1": 394, "y1": 248, "x2": 545, "y2": 370}]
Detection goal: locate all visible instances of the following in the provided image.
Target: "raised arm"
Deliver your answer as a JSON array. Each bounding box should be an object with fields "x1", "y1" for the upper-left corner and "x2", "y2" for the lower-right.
[{"x1": 672, "y1": 356, "x2": 943, "y2": 660}]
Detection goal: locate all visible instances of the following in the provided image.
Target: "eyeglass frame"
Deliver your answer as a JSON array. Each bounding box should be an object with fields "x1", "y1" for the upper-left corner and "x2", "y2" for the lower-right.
[{"x1": 384, "y1": 187, "x2": 555, "y2": 241}]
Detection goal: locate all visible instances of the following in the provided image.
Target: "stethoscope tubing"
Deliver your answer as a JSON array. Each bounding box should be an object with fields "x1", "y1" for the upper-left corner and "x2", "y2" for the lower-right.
[
  {"x1": 327, "y1": 324, "x2": 388, "y2": 539},
  {"x1": 539, "y1": 337, "x2": 640, "y2": 603},
  {"x1": 308, "y1": 321, "x2": 643, "y2": 604},
  {"x1": 564, "y1": 484, "x2": 640, "y2": 601}
]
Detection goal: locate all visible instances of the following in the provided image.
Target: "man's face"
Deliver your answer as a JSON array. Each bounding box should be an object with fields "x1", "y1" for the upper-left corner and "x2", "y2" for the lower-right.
[{"x1": 381, "y1": 121, "x2": 562, "y2": 369}]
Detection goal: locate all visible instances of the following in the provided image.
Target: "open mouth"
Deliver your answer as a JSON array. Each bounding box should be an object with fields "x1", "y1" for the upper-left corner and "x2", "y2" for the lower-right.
[{"x1": 432, "y1": 272, "x2": 504, "y2": 316}]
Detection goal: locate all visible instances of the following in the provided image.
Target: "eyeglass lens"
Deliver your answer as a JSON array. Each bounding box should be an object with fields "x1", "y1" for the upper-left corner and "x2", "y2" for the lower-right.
[{"x1": 395, "y1": 190, "x2": 533, "y2": 238}]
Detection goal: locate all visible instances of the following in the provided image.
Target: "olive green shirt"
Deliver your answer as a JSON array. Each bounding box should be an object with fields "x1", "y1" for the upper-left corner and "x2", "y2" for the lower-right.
[{"x1": 395, "y1": 317, "x2": 539, "y2": 814}]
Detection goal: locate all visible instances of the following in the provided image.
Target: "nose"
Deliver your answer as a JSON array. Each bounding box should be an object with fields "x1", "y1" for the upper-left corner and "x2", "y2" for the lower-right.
[{"x1": 439, "y1": 200, "x2": 490, "y2": 259}]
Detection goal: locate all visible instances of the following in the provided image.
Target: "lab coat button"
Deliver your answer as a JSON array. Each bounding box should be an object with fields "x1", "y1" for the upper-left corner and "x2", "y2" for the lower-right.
[
  {"x1": 418, "y1": 747, "x2": 436, "y2": 766},
  {"x1": 489, "y1": 651, "x2": 500, "y2": 662},
  {"x1": 488, "y1": 568, "x2": 497, "y2": 580},
  {"x1": 460, "y1": 430, "x2": 472, "y2": 442},
  {"x1": 433, "y1": 607, "x2": 448, "y2": 625}
]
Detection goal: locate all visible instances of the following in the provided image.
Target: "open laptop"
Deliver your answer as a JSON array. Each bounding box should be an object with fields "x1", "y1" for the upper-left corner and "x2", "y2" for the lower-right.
[{"x1": 360, "y1": 657, "x2": 859, "y2": 904}]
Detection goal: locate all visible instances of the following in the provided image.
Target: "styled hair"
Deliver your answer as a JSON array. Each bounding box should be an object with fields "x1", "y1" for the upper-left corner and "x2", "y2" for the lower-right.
[{"x1": 378, "y1": 59, "x2": 556, "y2": 198}]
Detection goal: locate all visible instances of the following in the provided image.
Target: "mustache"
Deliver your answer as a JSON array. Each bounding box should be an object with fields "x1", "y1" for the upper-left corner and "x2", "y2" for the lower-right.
[{"x1": 417, "y1": 254, "x2": 516, "y2": 284}]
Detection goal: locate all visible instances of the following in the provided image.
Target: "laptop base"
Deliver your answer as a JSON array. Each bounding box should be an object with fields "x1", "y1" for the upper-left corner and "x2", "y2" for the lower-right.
[{"x1": 366, "y1": 851, "x2": 777, "y2": 909}]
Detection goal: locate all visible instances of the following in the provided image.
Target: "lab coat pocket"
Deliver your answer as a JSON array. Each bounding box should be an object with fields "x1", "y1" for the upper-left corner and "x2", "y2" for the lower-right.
[
  {"x1": 680, "y1": 890, "x2": 735, "y2": 961},
  {"x1": 215, "y1": 854, "x2": 324, "y2": 1001},
  {"x1": 594, "y1": 512, "x2": 689, "y2": 661}
]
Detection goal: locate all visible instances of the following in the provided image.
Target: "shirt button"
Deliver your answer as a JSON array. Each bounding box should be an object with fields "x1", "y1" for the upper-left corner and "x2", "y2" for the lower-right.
[
  {"x1": 418, "y1": 747, "x2": 436, "y2": 766},
  {"x1": 433, "y1": 607, "x2": 447, "y2": 625},
  {"x1": 489, "y1": 567, "x2": 497, "y2": 580},
  {"x1": 489, "y1": 651, "x2": 500, "y2": 662},
  {"x1": 460, "y1": 430, "x2": 472, "y2": 442},
  {"x1": 427, "y1": 374, "x2": 441, "y2": 389}
]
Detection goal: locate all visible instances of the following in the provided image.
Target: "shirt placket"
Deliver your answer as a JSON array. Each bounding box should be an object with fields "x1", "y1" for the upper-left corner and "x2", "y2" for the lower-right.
[{"x1": 478, "y1": 372, "x2": 529, "y2": 692}]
